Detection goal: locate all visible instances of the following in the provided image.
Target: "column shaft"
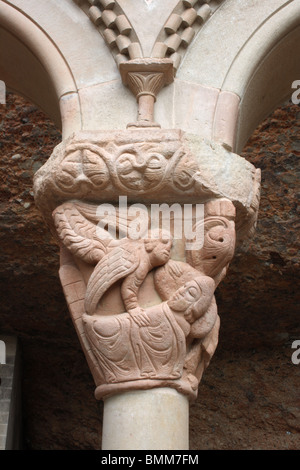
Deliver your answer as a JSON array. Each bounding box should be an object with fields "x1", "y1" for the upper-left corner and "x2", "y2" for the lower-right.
[{"x1": 102, "y1": 388, "x2": 189, "y2": 450}]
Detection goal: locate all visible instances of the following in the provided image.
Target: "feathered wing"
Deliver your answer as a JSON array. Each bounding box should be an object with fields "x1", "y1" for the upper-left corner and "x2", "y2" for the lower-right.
[
  {"x1": 60, "y1": 200, "x2": 151, "y2": 244},
  {"x1": 53, "y1": 202, "x2": 112, "y2": 265},
  {"x1": 84, "y1": 244, "x2": 139, "y2": 315}
]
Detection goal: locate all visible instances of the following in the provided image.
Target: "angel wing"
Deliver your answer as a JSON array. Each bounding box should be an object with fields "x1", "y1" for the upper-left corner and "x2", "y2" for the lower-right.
[
  {"x1": 53, "y1": 200, "x2": 151, "y2": 264},
  {"x1": 84, "y1": 244, "x2": 140, "y2": 315},
  {"x1": 73, "y1": 200, "x2": 150, "y2": 240},
  {"x1": 53, "y1": 202, "x2": 111, "y2": 265}
]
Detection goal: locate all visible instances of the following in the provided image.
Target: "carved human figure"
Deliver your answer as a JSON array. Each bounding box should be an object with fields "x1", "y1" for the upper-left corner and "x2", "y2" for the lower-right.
[
  {"x1": 30, "y1": 5, "x2": 259, "y2": 407},
  {"x1": 82, "y1": 275, "x2": 216, "y2": 388},
  {"x1": 154, "y1": 260, "x2": 220, "y2": 390}
]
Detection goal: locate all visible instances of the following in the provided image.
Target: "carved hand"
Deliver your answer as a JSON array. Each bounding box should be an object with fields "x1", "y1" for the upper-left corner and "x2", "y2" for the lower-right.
[
  {"x1": 167, "y1": 259, "x2": 183, "y2": 278},
  {"x1": 128, "y1": 307, "x2": 151, "y2": 327}
]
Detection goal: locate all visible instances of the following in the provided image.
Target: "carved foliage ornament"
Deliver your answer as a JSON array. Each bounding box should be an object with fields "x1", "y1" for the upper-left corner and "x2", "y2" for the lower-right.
[{"x1": 72, "y1": 1, "x2": 225, "y2": 127}]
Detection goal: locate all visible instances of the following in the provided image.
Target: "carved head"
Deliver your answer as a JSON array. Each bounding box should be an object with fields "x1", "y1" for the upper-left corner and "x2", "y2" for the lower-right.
[
  {"x1": 143, "y1": 229, "x2": 172, "y2": 266},
  {"x1": 168, "y1": 276, "x2": 215, "y2": 323}
]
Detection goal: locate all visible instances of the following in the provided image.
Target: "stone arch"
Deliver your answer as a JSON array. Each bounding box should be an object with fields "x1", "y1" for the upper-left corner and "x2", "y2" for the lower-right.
[
  {"x1": 221, "y1": 1, "x2": 300, "y2": 153},
  {"x1": 176, "y1": 0, "x2": 300, "y2": 152},
  {"x1": 0, "y1": 1, "x2": 81, "y2": 137}
]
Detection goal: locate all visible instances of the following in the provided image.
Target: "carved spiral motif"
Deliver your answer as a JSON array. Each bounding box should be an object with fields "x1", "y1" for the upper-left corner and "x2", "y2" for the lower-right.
[
  {"x1": 115, "y1": 149, "x2": 166, "y2": 191},
  {"x1": 42, "y1": 135, "x2": 209, "y2": 202},
  {"x1": 186, "y1": 217, "x2": 236, "y2": 280},
  {"x1": 55, "y1": 146, "x2": 110, "y2": 194},
  {"x1": 172, "y1": 151, "x2": 197, "y2": 190}
]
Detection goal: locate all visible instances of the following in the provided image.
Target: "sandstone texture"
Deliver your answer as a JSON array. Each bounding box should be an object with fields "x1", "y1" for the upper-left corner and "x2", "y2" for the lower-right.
[{"x1": 0, "y1": 93, "x2": 299, "y2": 450}]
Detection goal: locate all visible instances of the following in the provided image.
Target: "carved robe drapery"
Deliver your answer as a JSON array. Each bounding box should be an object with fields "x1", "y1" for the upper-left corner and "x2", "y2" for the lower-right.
[{"x1": 82, "y1": 301, "x2": 186, "y2": 384}]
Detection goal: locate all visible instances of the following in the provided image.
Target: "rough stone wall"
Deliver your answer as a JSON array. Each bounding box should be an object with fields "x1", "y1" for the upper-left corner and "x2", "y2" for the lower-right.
[{"x1": 0, "y1": 92, "x2": 299, "y2": 450}]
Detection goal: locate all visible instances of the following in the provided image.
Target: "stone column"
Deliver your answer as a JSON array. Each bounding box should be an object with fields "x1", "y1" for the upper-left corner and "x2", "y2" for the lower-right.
[
  {"x1": 33, "y1": 82, "x2": 260, "y2": 447},
  {"x1": 31, "y1": 1, "x2": 261, "y2": 448},
  {"x1": 102, "y1": 388, "x2": 189, "y2": 450}
]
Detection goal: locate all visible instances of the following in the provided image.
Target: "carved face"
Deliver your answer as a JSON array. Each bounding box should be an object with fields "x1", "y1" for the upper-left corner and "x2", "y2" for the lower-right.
[
  {"x1": 144, "y1": 236, "x2": 172, "y2": 265},
  {"x1": 168, "y1": 279, "x2": 202, "y2": 313}
]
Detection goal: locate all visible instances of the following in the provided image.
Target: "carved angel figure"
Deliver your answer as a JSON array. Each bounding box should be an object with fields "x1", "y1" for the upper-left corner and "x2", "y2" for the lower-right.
[
  {"x1": 53, "y1": 201, "x2": 172, "y2": 325},
  {"x1": 85, "y1": 232, "x2": 172, "y2": 324}
]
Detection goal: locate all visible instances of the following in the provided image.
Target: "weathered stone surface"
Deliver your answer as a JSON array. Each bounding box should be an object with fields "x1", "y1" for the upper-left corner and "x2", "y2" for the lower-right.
[{"x1": 0, "y1": 93, "x2": 299, "y2": 449}]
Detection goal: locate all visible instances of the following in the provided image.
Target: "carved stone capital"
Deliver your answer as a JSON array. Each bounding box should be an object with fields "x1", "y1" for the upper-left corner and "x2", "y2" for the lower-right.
[
  {"x1": 119, "y1": 59, "x2": 174, "y2": 127},
  {"x1": 55, "y1": 197, "x2": 235, "y2": 400},
  {"x1": 33, "y1": 128, "x2": 260, "y2": 401}
]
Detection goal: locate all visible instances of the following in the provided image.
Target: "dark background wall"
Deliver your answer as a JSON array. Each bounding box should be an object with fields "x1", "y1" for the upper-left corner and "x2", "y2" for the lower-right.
[{"x1": 0, "y1": 92, "x2": 299, "y2": 449}]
